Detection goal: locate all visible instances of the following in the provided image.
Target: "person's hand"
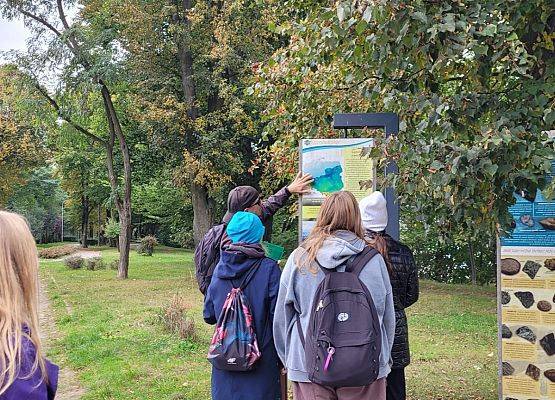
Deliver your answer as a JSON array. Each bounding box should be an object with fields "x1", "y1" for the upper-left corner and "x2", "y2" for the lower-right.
[{"x1": 287, "y1": 172, "x2": 314, "y2": 195}]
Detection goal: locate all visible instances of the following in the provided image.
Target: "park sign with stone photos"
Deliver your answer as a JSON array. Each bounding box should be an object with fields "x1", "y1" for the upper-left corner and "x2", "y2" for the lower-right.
[{"x1": 498, "y1": 156, "x2": 555, "y2": 400}]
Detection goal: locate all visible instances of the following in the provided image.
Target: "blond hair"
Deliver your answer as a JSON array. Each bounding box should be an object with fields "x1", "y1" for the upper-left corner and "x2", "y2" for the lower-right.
[
  {"x1": 0, "y1": 210, "x2": 46, "y2": 394},
  {"x1": 299, "y1": 191, "x2": 365, "y2": 274}
]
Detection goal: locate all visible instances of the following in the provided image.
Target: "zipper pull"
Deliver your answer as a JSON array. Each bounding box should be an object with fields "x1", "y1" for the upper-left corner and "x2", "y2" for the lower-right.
[
  {"x1": 316, "y1": 299, "x2": 324, "y2": 311},
  {"x1": 323, "y1": 346, "x2": 335, "y2": 372}
]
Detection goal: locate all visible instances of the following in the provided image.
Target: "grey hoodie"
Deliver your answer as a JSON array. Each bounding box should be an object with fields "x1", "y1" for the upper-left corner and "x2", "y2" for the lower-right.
[{"x1": 273, "y1": 230, "x2": 395, "y2": 383}]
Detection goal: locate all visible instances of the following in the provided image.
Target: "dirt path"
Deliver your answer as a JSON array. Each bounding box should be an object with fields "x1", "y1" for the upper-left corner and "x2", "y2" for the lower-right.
[
  {"x1": 39, "y1": 277, "x2": 86, "y2": 399},
  {"x1": 70, "y1": 249, "x2": 102, "y2": 259}
]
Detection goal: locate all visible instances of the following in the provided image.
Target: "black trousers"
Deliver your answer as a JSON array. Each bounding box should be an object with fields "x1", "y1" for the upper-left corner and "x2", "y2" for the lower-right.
[{"x1": 386, "y1": 367, "x2": 406, "y2": 400}]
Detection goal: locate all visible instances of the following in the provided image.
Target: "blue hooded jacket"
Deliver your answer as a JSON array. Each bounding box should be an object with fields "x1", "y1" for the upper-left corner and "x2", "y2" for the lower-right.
[{"x1": 204, "y1": 243, "x2": 282, "y2": 400}]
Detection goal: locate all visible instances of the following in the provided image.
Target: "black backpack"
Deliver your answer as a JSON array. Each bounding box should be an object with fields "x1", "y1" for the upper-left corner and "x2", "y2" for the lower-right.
[
  {"x1": 297, "y1": 247, "x2": 382, "y2": 387},
  {"x1": 194, "y1": 223, "x2": 226, "y2": 295}
]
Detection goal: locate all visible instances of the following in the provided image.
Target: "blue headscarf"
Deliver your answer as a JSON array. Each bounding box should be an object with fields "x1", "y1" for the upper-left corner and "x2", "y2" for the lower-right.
[{"x1": 226, "y1": 211, "x2": 265, "y2": 244}]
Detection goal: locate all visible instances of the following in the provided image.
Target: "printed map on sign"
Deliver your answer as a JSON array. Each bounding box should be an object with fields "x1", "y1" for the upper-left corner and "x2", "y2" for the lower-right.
[{"x1": 299, "y1": 138, "x2": 375, "y2": 241}]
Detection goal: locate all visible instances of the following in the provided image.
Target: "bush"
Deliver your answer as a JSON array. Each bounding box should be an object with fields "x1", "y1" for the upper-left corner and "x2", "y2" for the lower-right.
[
  {"x1": 104, "y1": 218, "x2": 121, "y2": 239},
  {"x1": 108, "y1": 259, "x2": 119, "y2": 270},
  {"x1": 85, "y1": 257, "x2": 105, "y2": 271},
  {"x1": 171, "y1": 230, "x2": 194, "y2": 249},
  {"x1": 38, "y1": 244, "x2": 78, "y2": 259},
  {"x1": 158, "y1": 294, "x2": 196, "y2": 340},
  {"x1": 137, "y1": 235, "x2": 158, "y2": 256},
  {"x1": 64, "y1": 255, "x2": 84, "y2": 270},
  {"x1": 104, "y1": 218, "x2": 120, "y2": 247}
]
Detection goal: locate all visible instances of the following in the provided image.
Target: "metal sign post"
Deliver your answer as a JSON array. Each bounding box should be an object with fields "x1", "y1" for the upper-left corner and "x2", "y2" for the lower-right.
[{"x1": 332, "y1": 112, "x2": 400, "y2": 240}]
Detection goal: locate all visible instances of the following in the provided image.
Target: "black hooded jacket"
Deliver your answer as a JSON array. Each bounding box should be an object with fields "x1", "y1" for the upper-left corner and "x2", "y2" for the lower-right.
[{"x1": 366, "y1": 231, "x2": 419, "y2": 369}]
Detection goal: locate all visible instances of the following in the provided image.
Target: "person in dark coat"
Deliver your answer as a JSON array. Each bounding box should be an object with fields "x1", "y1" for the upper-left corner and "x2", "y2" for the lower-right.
[
  {"x1": 195, "y1": 172, "x2": 312, "y2": 295},
  {"x1": 204, "y1": 212, "x2": 282, "y2": 400},
  {"x1": 359, "y1": 192, "x2": 419, "y2": 400}
]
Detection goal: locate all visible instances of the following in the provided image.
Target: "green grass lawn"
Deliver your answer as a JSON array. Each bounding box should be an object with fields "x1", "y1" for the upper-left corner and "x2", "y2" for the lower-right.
[{"x1": 40, "y1": 247, "x2": 497, "y2": 400}]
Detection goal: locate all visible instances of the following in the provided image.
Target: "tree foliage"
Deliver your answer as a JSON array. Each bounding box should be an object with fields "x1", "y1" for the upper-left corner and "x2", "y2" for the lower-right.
[
  {"x1": 1, "y1": 0, "x2": 137, "y2": 278},
  {"x1": 5, "y1": 167, "x2": 65, "y2": 243},
  {"x1": 256, "y1": 0, "x2": 555, "y2": 239},
  {"x1": 101, "y1": 0, "x2": 284, "y2": 242},
  {"x1": 0, "y1": 66, "x2": 48, "y2": 204}
]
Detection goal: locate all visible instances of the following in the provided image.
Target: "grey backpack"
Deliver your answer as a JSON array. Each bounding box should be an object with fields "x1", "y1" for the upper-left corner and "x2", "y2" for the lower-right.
[{"x1": 297, "y1": 247, "x2": 382, "y2": 387}]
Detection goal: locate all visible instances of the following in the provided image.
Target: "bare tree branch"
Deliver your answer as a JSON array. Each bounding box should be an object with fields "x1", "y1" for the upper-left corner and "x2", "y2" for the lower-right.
[
  {"x1": 56, "y1": 0, "x2": 82, "y2": 57},
  {"x1": 17, "y1": 8, "x2": 63, "y2": 38}
]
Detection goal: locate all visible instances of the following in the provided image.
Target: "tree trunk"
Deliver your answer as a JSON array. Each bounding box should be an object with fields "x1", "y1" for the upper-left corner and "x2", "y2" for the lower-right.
[
  {"x1": 469, "y1": 242, "x2": 477, "y2": 285},
  {"x1": 176, "y1": 0, "x2": 217, "y2": 245},
  {"x1": 191, "y1": 182, "x2": 215, "y2": 245},
  {"x1": 101, "y1": 86, "x2": 132, "y2": 279},
  {"x1": 178, "y1": 0, "x2": 198, "y2": 120},
  {"x1": 80, "y1": 196, "x2": 90, "y2": 248},
  {"x1": 97, "y1": 206, "x2": 101, "y2": 245},
  {"x1": 117, "y1": 203, "x2": 131, "y2": 279}
]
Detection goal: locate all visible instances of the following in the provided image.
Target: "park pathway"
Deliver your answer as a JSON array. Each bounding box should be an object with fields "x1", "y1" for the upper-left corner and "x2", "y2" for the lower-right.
[{"x1": 39, "y1": 254, "x2": 95, "y2": 400}]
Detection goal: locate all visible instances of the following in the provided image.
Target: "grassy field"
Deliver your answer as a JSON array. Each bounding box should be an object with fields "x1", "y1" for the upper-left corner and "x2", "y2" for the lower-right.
[{"x1": 40, "y1": 247, "x2": 498, "y2": 400}]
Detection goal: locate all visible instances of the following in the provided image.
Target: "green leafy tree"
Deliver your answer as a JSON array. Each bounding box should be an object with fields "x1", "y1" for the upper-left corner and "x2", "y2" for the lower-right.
[
  {"x1": 256, "y1": 0, "x2": 554, "y2": 247},
  {"x1": 54, "y1": 126, "x2": 111, "y2": 248},
  {"x1": 6, "y1": 167, "x2": 65, "y2": 243},
  {"x1": 1, "y1": 0, "x2": 135, "y2": 278},
  {"x1": 100, "y1": 0, "x2": 283, "y2": 243},
  {"x1": 0, "y1": 66, "x2": 48, "y2": 204}
]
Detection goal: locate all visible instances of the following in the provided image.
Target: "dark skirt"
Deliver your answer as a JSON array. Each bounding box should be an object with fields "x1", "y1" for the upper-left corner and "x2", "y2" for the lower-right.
[{"x1": 211, "y1": 344, "x2": 281, "y2": 400}]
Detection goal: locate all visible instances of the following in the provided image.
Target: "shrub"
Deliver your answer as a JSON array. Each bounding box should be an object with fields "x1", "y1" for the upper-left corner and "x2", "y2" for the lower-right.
[
  {"x1": 158, "y1": 294, "x2": 196, "y2": 340},
  {"x1": 38, "y1": 244, "x2": 78, "y2": 259},
  {"x1": 108, "y1": 259, "x2": 119, "y2": 270},
  {"x1": 64, "y1": 255, "x2": 84, "y2": 270},
  {"x1": 104, "y1": 218, "x2": 120, "y2": 247},
  {"x1": 85, "y1": 257, "x2": 105, "y2": 271},
  {"x1": 171, "y1": 230, "x2": 194, "y2": 249},
  {"x1": 137, "y1": 235, "x2": 158, "y2": 256}
]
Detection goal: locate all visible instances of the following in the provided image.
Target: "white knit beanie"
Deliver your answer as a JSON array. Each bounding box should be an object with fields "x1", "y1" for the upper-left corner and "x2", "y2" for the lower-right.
[{"x1": 359, "y1": 191, "x2": 388, "y2": 232}]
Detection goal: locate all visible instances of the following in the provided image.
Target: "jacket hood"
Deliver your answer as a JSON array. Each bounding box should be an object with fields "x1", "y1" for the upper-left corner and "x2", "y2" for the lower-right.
[
  {"x1": 315, "y1": 230, "x2": 365, "y2": 269},
  {"x1": 215, "y1": 243, "x2": 264, "y2": 280}
]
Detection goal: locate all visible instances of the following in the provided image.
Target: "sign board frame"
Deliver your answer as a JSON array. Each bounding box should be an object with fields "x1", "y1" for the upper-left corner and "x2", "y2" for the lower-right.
[
  {"x1": 333, "y1": 113, "x2": 400, "y2": 240},
  {"x1": 297, "y1": 112, "x2": 400, "y2": 243}
]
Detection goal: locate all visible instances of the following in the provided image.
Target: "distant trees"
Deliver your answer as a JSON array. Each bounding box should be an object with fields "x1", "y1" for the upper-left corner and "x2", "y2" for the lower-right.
[
  {"x1": 5, "y1": 167, "x2": 65, "y2": 243},
  {"x1": 0, "y1": 67, "x2": 48, "y2": 205},
  {"x1": 1, "y1": 0, "x2": 134, "y2": 278}
]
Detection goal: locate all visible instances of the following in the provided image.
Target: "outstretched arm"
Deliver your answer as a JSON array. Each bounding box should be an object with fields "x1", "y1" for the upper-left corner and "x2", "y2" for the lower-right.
[{"x1": 260, "y1": 172, "x2": 313, "y2": 221}]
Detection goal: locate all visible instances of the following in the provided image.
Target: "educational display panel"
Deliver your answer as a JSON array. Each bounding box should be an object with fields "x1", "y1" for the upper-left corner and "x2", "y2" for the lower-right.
[
  {"x1": 499, "y1": 160, "x2": 555, "y2": 400},
  {"x1": 299, "y1": 138, "x2": 375, "y2": 241}
]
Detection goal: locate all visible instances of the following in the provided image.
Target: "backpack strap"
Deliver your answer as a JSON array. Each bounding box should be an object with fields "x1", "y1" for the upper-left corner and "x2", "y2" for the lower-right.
[{"x1": 345, "y1": 246, "x2": 380, "y2": 276}]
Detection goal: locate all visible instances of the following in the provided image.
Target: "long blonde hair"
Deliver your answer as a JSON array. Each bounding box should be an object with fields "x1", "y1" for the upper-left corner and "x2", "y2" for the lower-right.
[
  {"x1": 0, "y1": 210, "x2": 46, "y2": 394},
  {"x1": 299, "y1": 191, "x2": 365, "y2": 274}
]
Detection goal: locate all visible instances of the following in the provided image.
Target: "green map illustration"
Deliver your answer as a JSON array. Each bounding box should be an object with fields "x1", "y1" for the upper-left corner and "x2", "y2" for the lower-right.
[{"x1": 311, "y1": 164, "x2": 344, "y2": 193}]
